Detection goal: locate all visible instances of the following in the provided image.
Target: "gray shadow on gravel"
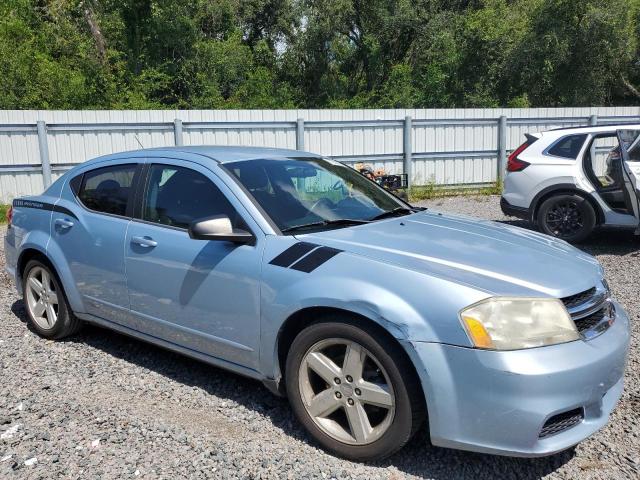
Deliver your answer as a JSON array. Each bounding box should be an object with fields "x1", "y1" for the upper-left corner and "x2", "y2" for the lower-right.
[
  {"x1": 10, "y1": 298, "x2": 574, "y2": 479},
  {"x1": 377, "y1": 428, "x2": 574, "y2": 479},
  {"x1": 573, "y1": 230, "x2": 640, "y2": 257},
  {"x1": 10, "y1": 298, "x2": 27, "y2": 324}
]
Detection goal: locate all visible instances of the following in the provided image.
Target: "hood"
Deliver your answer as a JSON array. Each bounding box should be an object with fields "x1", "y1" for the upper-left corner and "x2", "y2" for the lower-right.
[{"x1": 297, "y1": 210, "x2": 602, "y2": 298}]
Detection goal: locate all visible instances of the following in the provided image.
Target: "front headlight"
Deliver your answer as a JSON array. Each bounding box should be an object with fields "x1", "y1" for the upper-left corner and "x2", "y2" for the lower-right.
[{"x1": 459, "y1": 297, "x2": 579, "y2": 350}]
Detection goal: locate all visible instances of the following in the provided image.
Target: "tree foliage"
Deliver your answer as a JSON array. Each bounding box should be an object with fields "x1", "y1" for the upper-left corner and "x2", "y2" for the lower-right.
[{"x1": 2, "y1": 0, "x2": 640, "y2": 109}]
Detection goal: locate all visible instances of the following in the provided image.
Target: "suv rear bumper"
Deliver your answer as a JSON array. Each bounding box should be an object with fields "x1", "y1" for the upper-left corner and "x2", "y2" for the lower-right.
[{"x1": 500, "y1": 196, "x2": 530, "y2": 220}]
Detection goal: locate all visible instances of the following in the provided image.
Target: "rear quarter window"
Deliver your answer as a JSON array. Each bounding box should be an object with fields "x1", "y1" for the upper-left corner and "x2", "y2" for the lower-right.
[{"x1": 545, "y1": 134, "x2": 587, "y2": 159}]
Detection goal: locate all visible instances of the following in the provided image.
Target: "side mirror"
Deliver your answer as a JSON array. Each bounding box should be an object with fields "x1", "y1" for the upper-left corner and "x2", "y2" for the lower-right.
[{"x1": 188, "y1": 215, "x2": 254, "y2": 244}]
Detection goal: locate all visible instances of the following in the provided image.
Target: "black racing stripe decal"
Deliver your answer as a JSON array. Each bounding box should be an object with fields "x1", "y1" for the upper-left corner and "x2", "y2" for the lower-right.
[
  {"x1": 52, "y1": 205, "x2": 78, "y2": 219},
  {"x1": 13, "y1": 199, "x2": 78, "y2": 219},
  {"x1": 290, "y1": 246, "x2": 342, "y2": 273},
  {"x1": 269, "y1": 242, "x2": 319, "y2": 267}
]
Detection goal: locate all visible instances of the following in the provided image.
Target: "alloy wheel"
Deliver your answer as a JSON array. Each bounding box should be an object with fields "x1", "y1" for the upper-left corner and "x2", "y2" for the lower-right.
[
  {"x1": 298, "y1": 338, "x2": 396, "y2": 445},
  {"x1": 25, "y1": 266, "x2": 59, "y2": 329},
  {"x1": 545, "y1": 201, "x2": 584, "y2": 238}
]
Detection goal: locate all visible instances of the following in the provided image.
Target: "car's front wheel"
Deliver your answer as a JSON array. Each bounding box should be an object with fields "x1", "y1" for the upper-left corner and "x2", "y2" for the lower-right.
[
  {"x1": 285, "y1": 319, "x2": 424, "y2": 461},
  {"x1": 537, "y1": 194, "x2": 596, "y2": 242},
  {"x1": 22, "y1": 259, "x2": 81, "y2": 339}
]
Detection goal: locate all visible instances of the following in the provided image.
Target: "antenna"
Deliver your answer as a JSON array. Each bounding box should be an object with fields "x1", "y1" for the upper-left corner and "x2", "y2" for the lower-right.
[{"x1": 134, "y1": 135, "x2": 144, "y2": 149}]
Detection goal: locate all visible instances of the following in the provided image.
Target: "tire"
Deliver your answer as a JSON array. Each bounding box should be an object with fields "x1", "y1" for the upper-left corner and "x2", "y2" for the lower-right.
[
  {"x1": 22, "y1": 258, "x2": 82, "y2": 339},
  {"x1": 285, "y1": 319, "x2": 425, "y2": 461},
  {"x1": 536, "y1": 194, "x2": 596, "y2": 243}
]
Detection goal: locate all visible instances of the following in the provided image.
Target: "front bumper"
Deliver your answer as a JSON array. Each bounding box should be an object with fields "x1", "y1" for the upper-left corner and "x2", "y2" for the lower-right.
[
  {"x1": 500, "y1": 196, "x2": 530, "y2": 220},
  {"x1": 409, "y1": 300, "x2": 630, "y2": 457}
]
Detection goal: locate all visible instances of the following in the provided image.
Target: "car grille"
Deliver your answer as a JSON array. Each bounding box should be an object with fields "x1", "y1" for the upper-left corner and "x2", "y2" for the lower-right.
[
  {"x1": 573, "y1": 306, "x2": 610, "y2": 334},
  {"x1": 539, "y1": 408, "x2": 584, "y2": 439},
  {"x1": 561, "y1": 285, "x2": 613, "y2": 340},
  {"x1": 561, "y1": 287, "x2": 597, "y2": 310}
]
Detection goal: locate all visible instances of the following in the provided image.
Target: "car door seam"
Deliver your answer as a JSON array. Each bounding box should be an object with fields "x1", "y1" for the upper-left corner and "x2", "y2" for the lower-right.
[
  {"x1": 123, "y1": 219, "x2": 133, "y2": 311},
  {"x1": 47, "y1": 180, "x2": 67, "y2": 256}
]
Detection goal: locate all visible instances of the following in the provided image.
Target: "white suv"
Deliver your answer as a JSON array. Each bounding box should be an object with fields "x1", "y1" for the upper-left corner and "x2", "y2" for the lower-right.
[{"x1": 501, "y1": 125, "x2": 640, "y2": 242}]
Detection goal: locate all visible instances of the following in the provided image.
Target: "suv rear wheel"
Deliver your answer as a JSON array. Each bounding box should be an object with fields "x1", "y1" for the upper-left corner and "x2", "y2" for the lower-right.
[
  {"x1": 285, "y1": 319, "x2": 424, "y2": 461},
  {"x1": 536, "y1": 194, "x2": 596, "y2": 242}
]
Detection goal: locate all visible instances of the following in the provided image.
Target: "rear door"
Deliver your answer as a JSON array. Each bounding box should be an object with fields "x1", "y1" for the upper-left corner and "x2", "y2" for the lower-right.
[
  {"x1": 616, "y1": 129, "x2": 640, "y2": 226},
  {"x1": 52, "y1": 161, "x2": 143, "y2": 324}
]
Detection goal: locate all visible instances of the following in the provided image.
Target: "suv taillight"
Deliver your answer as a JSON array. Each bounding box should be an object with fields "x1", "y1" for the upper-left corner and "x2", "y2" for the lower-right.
[
  {"x1": 6, "y1": 205, "x2": 13, "y2": 227},
  {"x1": 507, "y1": 141, "x2": 532, "y2": 172}
]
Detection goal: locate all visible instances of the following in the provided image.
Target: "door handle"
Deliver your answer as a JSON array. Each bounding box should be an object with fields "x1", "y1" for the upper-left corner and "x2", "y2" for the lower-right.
[
  {"x1": 54, "y1": 218, "x2": 74, "y2": 229},
  {"x1": 131, "y1": 236, "x2": 158, "y2": 248}
]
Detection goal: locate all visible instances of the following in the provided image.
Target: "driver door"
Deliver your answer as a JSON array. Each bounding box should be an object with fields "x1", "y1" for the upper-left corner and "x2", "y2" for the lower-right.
[
  {"x1": 616, "y1": 129, "x2": 640, "y2": 227},
  {"x1": 124, "y1": 159, "x2": 264, "y2": 370}
]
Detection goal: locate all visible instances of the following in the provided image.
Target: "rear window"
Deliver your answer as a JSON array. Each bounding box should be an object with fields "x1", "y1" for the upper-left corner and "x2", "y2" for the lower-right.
[
  {"x1": 77, "y1": 164, "x2": 137, "y2": 216},
  {"x1": 546, "y1": 134, "x2": 587, "y2": 159}
]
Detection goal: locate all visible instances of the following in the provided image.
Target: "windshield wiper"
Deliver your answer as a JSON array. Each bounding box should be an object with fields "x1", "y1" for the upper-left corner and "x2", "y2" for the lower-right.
[
  {"x1": 368, "y1": 207, "x2": 415, "y2": 221},
  {"x1": 281, "y1": 218, "x2": 370, "y2": 233}
]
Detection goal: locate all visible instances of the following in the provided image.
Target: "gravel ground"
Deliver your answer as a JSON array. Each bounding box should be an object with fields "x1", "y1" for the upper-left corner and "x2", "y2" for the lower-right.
[{"x1": 1, "y1": 195, "x2": 638, "y2": 479}]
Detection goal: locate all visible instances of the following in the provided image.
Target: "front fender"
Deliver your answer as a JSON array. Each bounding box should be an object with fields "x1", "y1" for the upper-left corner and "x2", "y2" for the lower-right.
[
  {"x1": 259, "y1": 275, "x2": 429, "y2": 382},
  {"x1": 274, "y1": 275, "x2": 433, "y2": 339},
  {"x1": 258, "y1": 247, "x2": 484, "y2": 380}
]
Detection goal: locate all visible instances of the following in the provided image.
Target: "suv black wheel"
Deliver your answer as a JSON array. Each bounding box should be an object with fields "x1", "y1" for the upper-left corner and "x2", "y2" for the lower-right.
[
  {"x1": 285, "y1": 319, "x2": 425, "y2": 461},
  {"x1": 537, "y1": 194, "x2": 596, "y2": 242},
  {"x1": 22, "y1": 259, "x2": 82, "y2": 339}
]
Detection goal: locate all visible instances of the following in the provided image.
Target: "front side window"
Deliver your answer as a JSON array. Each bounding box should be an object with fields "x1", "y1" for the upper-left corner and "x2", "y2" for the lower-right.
[
  {"x1": 77, "y1": 164, "x2": 137, "y2": 216},
  {"x1": 224, "y1": 157, "x2": 405, "y2": 232},
  {"x1": 142, "y1": 164, "x2": 239, "y2": 229},
  {"x1": 546, "y1": 134, "x2": 587, "y2": 159}
]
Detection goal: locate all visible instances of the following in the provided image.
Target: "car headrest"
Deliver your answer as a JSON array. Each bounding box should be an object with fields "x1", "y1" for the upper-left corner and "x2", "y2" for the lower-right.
[{"x1": 96, "y1": 179, "x2": 121, "y2": 193}]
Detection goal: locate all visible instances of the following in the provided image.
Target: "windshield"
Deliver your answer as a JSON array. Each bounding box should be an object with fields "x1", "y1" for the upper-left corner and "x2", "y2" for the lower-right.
[{"x1": 223, "y1": 157, "x2": 408, "y2": 232}]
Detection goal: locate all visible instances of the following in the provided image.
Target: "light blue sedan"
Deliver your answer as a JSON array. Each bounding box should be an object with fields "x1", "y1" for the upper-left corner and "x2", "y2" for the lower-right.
[{"x1": 4, "y1": 146, "x2": 630, "y2": 461}]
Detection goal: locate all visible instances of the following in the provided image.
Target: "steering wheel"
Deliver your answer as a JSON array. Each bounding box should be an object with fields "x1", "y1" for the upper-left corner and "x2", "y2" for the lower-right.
[{"x1": 310, "y1": 197, "x2": 335, "y2": 214}]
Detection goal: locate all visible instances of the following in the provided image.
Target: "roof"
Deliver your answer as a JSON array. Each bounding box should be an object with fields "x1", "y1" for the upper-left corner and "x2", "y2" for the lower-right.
[
  {"x1": 546, "y1": 123, "x2": 640, "y2": 134},
  {"x1": 88, "y1": 145, "x2": 320, "y2": 165}
]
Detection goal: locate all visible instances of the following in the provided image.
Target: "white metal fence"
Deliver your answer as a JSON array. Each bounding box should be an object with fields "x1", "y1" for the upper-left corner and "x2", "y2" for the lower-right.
[{"x1": 1, "y1": 107, "x2": 640, "y2": 203}]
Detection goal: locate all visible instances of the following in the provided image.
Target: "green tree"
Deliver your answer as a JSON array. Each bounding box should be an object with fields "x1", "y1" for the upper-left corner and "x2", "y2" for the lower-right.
[
  {"x1": 0, "y1": 0, "x2": 639, "y2": 109},
  {"x1": 513, "y1": 0, "x2": 638, "y2": 106}
]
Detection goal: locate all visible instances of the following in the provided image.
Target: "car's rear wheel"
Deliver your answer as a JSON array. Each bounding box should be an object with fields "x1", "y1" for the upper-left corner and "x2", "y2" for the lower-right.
[
  {"x1": 23, "y1": 259, "x2": 81, "y2": 339},
  {"x1": 285, "y1": 319, "x2": 424, "y2": 461},
  {"x1": 537, "y1": 194, "x2": 596, "y2": 242}
]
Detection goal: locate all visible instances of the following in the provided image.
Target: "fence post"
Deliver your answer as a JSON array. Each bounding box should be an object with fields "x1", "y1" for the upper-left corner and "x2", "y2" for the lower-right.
[
  {"x1": 296, "y1": 118, "x2": 305, "y2": 150},
  {"x1": 403, "y1": 116, "x2": 412, "y2": 189},
  {"x1": 588, "y1": 114, "x2": 598, "y2": 126},
  {"x1": 497, "y1": 115, "x2": 507, "y2": 183},
  {"x1": 36, "y1": 120, "x2": 52, "y2": 188},
  {"x1": 173, "y1": 118, "x2": 184, "y2": 146}
]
